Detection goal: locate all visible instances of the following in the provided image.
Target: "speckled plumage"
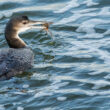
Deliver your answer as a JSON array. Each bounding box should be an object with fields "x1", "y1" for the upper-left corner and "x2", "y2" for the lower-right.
[{"x1": 0, "y1": 48, "x2": 34, "y2": 80}]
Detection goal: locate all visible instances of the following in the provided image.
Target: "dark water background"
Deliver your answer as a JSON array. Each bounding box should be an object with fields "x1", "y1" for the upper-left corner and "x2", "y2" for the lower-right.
[{"x1": 0, "y1": 0, "x2": 110, "y2": 110}]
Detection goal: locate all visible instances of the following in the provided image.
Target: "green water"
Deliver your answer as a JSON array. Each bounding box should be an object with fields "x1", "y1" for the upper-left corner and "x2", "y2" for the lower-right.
[{"x1": 0, "y1": 0, "x2": 110, "y2": 110}]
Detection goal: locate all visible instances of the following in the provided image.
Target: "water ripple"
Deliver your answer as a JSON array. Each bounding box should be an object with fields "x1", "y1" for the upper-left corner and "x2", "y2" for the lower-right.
[{"x1": 0, "y1": 0, "x2": 110, "y2": 109}]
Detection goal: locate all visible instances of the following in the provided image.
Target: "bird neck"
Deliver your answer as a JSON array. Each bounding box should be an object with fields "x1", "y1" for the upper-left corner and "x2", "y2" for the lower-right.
[{"x1": 5, "y1": 28, "x2": 26, "y2": 48}]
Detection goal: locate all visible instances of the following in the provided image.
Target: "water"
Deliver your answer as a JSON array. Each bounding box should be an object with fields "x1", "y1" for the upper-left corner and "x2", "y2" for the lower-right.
[{"x1": 0, "y1": 0, "x2": 110, "y2": 109}]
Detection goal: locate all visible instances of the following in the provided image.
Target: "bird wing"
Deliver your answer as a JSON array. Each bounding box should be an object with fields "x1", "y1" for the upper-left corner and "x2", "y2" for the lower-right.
[{"x1": 0, "y1": 48, "x2": 34, "y2": 77}]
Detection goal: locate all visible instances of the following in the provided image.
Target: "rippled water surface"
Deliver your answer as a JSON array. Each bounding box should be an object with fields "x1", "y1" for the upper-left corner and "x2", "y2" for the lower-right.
[{"x1": 0, "y1": 0, "x2": 110, "y2": 110}]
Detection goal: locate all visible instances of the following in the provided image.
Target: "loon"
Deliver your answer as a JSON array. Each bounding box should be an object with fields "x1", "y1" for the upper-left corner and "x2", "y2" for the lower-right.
[{"x1": 0, "y1": 16, "x2": 47, "y2": 80}]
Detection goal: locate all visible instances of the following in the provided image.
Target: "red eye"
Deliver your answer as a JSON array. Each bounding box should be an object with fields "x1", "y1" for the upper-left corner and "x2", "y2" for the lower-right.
[{"x1": 23, "y1": 22, "x2": 27, "y2": 24}]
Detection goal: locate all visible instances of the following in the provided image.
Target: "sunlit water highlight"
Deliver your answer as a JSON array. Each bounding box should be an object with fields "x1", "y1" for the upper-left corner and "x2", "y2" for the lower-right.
[{"x1": 0, "y1": 0, "x2": 110, "y2": 110}]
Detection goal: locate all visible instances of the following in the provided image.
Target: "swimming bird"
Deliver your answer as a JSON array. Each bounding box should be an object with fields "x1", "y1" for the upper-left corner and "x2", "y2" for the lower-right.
[{"x1": 0, "y1": 16, "x2": 47, "y2": 80}]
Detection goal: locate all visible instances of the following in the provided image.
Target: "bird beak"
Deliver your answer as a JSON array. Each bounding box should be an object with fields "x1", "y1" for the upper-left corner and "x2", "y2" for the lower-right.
[{"x1": 28, "y1": 20, "x2": 47, "y2": 29}]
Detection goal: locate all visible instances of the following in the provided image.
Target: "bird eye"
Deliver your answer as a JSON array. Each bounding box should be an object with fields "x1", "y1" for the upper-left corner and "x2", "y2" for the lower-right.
[{"x1": 23, "y1": 22, "x2": 27, "y2": 25}]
